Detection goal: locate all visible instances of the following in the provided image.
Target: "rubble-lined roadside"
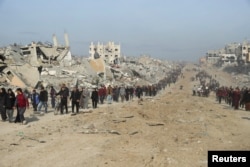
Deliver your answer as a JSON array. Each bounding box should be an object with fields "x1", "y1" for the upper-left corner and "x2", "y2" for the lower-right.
[{"x1": 0, "y1": 39, "x2": 180, "y2": 94}]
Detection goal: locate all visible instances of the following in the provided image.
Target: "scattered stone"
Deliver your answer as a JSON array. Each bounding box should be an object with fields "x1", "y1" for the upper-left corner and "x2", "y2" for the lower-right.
[
  {"x1": 146, "y1": 122, "x2": 165, "y2": 126},
  {"x1": 112, "y1": 119, "x2": 126, "y2": 123},
  {"x1": 121, "y1": 115, "x2": 134, "y2": 118},
  {"x1": 39, "y1": 141, "x2": 46, "y2": 143},
  {"x1": 129, "y1": 131, "x2": 139, "y2": 135},
  {"x1": 108, "y1": 130, "x2": 121, "y2": 135}
]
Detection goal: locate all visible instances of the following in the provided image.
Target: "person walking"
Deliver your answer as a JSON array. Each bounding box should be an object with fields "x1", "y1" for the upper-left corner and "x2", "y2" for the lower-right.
[
  {"x1": 91, "y1": 88, "x2": 98, "y2": 109},
  {"x1": 37, "y1": 87, "x2": 48, "y2": 113},
  {"x1": 106, "y1": 85, "x2": 113, "y2": 104},
  {"x1": 31, "y1": 89, "x2": 39, "y2": 112},
  {"x1": 98, "y1": 85, "x2": 106, "y2": 104},
  {"x1": 14, "y1": 88, "x2": 29, "y2": 125},
  {"x1": 120, "y1": 85, "x2": 126, "y2": 103},
  {"x1": 70, "y1": 87, "x2": 81, "y2": 113},
  {"x1": 57, "y1": 84, "x2": 69, "y2": 114},
  {"x1": 50, "y1": 86, "x2": 57, "y2": 108},
  {"x1": 80, "y1": 87, "x2": 90, "y2": 109},
  {"x1": 5, "y1": 88, "x2": 16, "y2": 123},
  {"x1": 0, "y1": 88, "x2": 7, "y2": 121}
]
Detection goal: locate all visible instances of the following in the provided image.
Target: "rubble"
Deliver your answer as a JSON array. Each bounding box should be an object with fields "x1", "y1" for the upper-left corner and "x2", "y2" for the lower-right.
[{"x1": 0, "y1": 36, "x2": 177, "y2": 91}]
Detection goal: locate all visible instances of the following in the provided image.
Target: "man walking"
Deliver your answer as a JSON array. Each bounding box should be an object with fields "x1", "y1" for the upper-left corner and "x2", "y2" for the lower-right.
[
  {"x1": 57, "y1": 84, "x2": 69, "y2": 114},
  {"x1": 31, "y1": 89, "x2": 39, "y2": 112},
  {"x1": 15, "y1": 88, "x2": 29, "y2": 124},
  {"x1": 70, "y1": 87, "x2": 81, "y2": 113},
  {"x1": 37, "y1": 87, "x2": 48, "y2": 114}
]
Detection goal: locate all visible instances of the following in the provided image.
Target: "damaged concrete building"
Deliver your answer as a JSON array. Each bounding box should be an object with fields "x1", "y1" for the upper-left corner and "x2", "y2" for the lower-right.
[
  {"x1": 89, "y1": 41, "x2": 120, "y2": 64},
  {"x1": 20, "y1": 33, "x2": 72, "y2": 67},
  {"x1": 0, "y1": 33, "x2": 73, "y2": 89},
  {"x1": 0, "y1": 34, "x2": 175, "y2": 92},
  {"x1": 204, "y1": 40, "x2": 250, "y2": 66}
]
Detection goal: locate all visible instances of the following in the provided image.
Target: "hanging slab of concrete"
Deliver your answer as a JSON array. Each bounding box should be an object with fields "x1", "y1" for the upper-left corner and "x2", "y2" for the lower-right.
[
  {"x1": 3, "y1": 68, "x2": 26, "y2": 88},
  {"x1": 8, "y1": 63, "x2": 40, "y2": 87}
]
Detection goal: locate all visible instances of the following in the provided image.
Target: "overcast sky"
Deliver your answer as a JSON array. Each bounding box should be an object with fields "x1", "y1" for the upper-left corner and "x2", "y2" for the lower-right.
[{"x1": 0, "y1": 0, "x2": 250, "y2": 61}]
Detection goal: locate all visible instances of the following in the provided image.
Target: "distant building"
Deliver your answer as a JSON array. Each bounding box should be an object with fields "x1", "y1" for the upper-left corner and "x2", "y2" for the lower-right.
[
  {"x1": 242, "y1": 40, "x2": 250, "y2": 63},
  {"x1": 219, "y1": 54, "x2": 237, "y2": 66},
  {"x1": 89, "y1": 41, "x2": 120, "y2": 64},
  {"x1": 224, "y1": 43, "x2": 242, "y2": 56},
  {"x1": 203, "y1": 40, "x2": 250, "y2": 67},
  {"x1": 206, "y1": 50, "x2": 224, "y2": 64}
]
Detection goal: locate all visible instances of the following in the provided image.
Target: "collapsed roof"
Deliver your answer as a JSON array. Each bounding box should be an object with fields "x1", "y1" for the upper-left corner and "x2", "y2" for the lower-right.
[{"x1": 0, "y1": 35, "x2": 175, "y2": 90}]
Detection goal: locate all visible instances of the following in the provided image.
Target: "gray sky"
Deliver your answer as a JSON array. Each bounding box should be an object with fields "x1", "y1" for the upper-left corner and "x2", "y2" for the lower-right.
[{"x1": 0, "y1": 0, "x2": 250, "y2": 61}]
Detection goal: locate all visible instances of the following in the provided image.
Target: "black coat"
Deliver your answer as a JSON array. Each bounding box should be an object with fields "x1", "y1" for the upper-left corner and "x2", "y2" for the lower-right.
[
  {"x1": 91, "y1": 90, "x2": 98, "y2": 101},
  {"x1": 39, "y1": 90, "x2": 48, "y2": 102},
  {"x1": 243, "y1": 91, "x2": 250, "y2": 103},
  {"x1": 57, "y1": 88, "x2": 69, "y2": 100},
  {"x1": 0, "y1": 92, "x2": 7, "y2": 106},
  {"x1": 5, "y1": 92, "x2": 16, "y2": 109},
  {"x1": 70, "y1": 90, "x2": 81, "y2": 101}
]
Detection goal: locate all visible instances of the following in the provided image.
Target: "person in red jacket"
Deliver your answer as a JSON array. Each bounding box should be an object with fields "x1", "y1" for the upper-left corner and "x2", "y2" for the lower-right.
[
  {"x1": 14, "y1": 88, "x2": 29, "y2": 124},
  {"x1": 232, "y1": 87, "x2": 241, "y2": 110},
  {"x1": 98, "y1": 85, "x2": 106, "y2": 104}
]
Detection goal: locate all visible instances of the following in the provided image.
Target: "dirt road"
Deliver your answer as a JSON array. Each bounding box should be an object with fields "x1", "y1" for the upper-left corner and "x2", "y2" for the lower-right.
[{"x1": 0, "y1": 64, "x2": 249, "y2": 167}]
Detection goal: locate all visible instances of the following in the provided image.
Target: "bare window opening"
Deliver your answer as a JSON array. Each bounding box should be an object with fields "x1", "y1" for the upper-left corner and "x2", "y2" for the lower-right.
[
  {"x1": 6, "y1": 71, "x2": 14, "y2": 80},
  {"x1": 23, "y1": 51, "x2": 31, "y2": 55}
]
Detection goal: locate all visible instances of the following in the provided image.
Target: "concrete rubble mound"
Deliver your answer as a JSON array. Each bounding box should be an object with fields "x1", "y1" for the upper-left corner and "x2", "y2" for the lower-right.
[{"x1": 0, "y1": 36, "x2": 178, "y2": 92}]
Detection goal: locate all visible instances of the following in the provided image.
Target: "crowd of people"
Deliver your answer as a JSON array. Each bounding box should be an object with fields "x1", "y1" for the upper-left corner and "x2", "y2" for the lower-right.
[
  {"x1": 192, "y1": 70, "x2": 220, "y2": 97},
  {"x1": 216, "y1": 86, "x2": 250, "y2": 111},
  {"x1": 192, "y1": 70, "x2": 250, "y2": 111},
  {"x1": 0, "y1": 67, "x2": 184, "y2": 124}
]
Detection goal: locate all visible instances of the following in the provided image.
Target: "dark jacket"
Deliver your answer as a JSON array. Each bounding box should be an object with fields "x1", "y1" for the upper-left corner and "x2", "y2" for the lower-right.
[
  {"x1": 70, "y1": 90, "x2": 81, "y2": 101},
  {"x1": 39, "y1": 90, "x2": 48, "y2": 102},
  {"x1": 5, "y1": 92, "x2": 16, "y2": 109},
  {"x1": 0, "y1": 93, "x2": 7, "y2": 106},
  {"x1": 91, "y1": 90, "x2": 98, "y2": 101},
  {"x1": 57, "y1": 88, "x2": 69, "y2": 100}
]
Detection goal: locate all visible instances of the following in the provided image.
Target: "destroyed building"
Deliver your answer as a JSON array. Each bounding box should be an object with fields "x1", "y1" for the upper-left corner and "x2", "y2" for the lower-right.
[
  {"x1": 0, "y1": 33, "x2": 73, "y2": 89},
  {"x1": 20, "y1": 33, "x2": 72, "y2": 67},
  {"x1": 0, "y1": 34, "x2": 175, "y2": 91},
  {"x1": 89, "y1": 41, "x2": 120, "y2": 64},
  {"x1": 204, "y1": 40, "x2": 250, "y2": 66}
]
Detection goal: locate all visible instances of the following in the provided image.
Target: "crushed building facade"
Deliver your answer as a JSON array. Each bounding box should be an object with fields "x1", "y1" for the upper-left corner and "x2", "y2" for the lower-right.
[
  {"x1": 0, "y1": 36, "x2": 175, "y2": 92},
  {"x1": 89, "y1": 41, "x2": 120, "y2": 64}
]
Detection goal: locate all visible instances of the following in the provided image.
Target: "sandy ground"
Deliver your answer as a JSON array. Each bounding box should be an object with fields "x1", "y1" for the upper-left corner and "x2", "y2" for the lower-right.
[{"x1": 0, "y1": 64, "x2": 250, "y2": 167}]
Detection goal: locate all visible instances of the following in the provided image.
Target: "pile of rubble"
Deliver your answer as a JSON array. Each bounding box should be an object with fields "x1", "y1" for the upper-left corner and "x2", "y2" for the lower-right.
[{"x1": 0, "y1": 40, "x2": 175, "y2": 92}]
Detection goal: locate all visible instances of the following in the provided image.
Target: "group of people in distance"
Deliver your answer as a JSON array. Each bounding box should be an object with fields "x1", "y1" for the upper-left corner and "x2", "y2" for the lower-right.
[
  {"x1": 192, "y1": 70, "x2": 250, "y2": 111},
  {"x1": 216, "y1": 86, "x2": 250, "y2": 111}
]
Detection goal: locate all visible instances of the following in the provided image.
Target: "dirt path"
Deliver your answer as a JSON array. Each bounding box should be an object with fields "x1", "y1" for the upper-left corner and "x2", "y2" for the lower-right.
[{"x1": 0, "y1": 64, "x2": 250, "y2": 167}]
